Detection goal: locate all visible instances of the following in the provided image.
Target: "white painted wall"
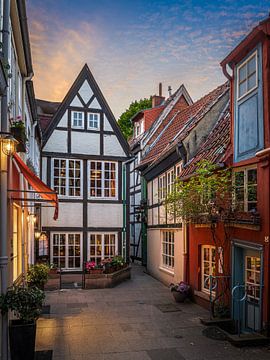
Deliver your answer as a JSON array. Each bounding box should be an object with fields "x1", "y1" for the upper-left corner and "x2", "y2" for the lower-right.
[
  {"x1": 104, "y1": 115, "x2": 113, "y2": 131},
  {"x1": 70, "y1": 95, "x2": 83, "y2": 107},
  {"x1": 79, "y1": 80, "x2": 93, "y2": 103},
  {"x1": 88, "y1": 203, "x2": 123, "y2": 227},
  {"x1": 71, "y1": 132, "x2": 100, "y2": 154},
  {"x1": 104, "y1": 134, "x2": 126, "y2": 156},
  {"x1": 89, "y1": 97, "x2": 101, "y2": 109},
  {"x1": 42, "y1": 203, "x2": 83, "y2": 227},
  {"x1": 43, "y1": 130, "x2": 68, "y2": 153},
  {"x1": 147, "y1": 228, "x2": 184, "y2": 286},
  {"x1": 42, "y1": 157, "x2": 47, "y2": 183},
  {"x1": 58, "y1": 110, "x2": 68, "y2": 127}
]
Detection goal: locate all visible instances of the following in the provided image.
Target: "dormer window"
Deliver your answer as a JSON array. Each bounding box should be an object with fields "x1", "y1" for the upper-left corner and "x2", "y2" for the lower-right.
[
  {"x1": 237, "y1": 51, "x2": 257, "y2": 100},
  {"x1": 88, "y1": 113, "x2": 100, "y2": 130},
  {"x1": 72, "y1": 111, "x2": 84, "y2": 128},
  {"x1": 135, "y1": 123, "x2": 140, "y2": 137}
]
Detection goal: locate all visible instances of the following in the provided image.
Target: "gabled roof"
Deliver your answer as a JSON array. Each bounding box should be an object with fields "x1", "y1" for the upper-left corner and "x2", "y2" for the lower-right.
[
  {"x1": 180, "y1": 105, "x2": 231, "y2": 179},
  {"x1": 221, "y1": 16, "x2": 270, "y2": 69},
  {"x1": 40, "y1": 64, "x2": 129, "y2": 155},
  {"x1": 36, "y1": 99, "x2": 60, "y2": 133},
  {"x1": 141, "y1": 84, "x2": 193, "y2": 148},
  {"x1": 140, "y1": 82, "x2": 229, "y2": 168}
]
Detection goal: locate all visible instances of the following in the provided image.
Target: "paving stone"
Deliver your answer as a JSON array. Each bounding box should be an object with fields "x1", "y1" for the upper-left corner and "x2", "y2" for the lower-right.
[
  {"x1": 36, "y1": 265, "x2": 270, "y2": 360},
  {"x1": 147, "y1": 348, "x2": 185, "y2": 360}
]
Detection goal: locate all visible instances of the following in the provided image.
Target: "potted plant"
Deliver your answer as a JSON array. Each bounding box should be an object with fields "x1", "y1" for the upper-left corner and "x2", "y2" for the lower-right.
[
  {"x1": 10, "y1": 118, "x2": 27, "y2": 152},
  {"x1": 103, "y1": 256, "x2": 126, "y2": 274},
  {"x1": 49, "y1": 263, "x2": 58, "y2": 275},
  {"x1": 27, "y1": 263, "x2": 50, "y2": 290},
  {"x1": 0, "y1": 285, "x2": 45, "y2": 360},
  {"x1": 170, "y1": 281, "x2": 191, "y2": 303},
  {"x1": 85, "y1": 261, "x2": 103, "y2": 274}
]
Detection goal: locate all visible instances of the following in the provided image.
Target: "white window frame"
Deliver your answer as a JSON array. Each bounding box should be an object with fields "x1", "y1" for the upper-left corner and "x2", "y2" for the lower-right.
[
  {"x1": 52, "y1": 158, "x2": 83, "y2": 198},
  {"x1": 245, "y1": 255, "x2": 261, "y2": 303},
  {"x1": 88, "y1": 232, "x2": 118, "y2": 263},
  {"x1": 160, "y1": 231, "x2": 175, "y2": 272},
  {"x1": 50, "y1": 232, "x2": 83, "y2": 271},
  {"x1": 88, "y1": 160, "x2": 118, "y2": 200},
  {"x1": 201, "y1": 245, "x2": 216, "y2": 294},
  {"x1": 167, "y1": 169, "x2": 175, "y2": 195},
  {"x1": 233, "y1": 166, "x2": 257, "y2": 212},
  {"x1": 237, "y1": 50, "x2": 258, "y2": 101},
  {"x1": 158, "y1": 174, "x2": 166, "y2": 201},
  {"x1": 87, "y1": 112, "x2": 100, "y2": 130},
  {"x1": 71, "y1": 111, "x2": 84, "y2": 129},
  {"x1": 176, "y1": 163, "x2": 182, "y2": 178}
]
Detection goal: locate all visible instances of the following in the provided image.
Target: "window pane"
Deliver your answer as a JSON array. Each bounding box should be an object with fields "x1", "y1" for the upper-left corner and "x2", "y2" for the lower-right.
[
  {"x1": 247, "y1": 73, "x2": 256, "y2": 91},
  {"x1": 239, "y1": 80, "x2": 246, "y2": 98},
  {"x1": 239, "y1": 65, "x2": 246, "y2": 83},
  {"x1": 247, "y1": 55, "x2": 256, "y2": 76},
  {"x1": 247, "y1": 169, "x2": 257, "y2": 185}
]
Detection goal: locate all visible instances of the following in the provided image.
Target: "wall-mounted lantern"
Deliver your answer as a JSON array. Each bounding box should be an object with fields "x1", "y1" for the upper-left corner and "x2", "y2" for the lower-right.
[{"x1": 0, "y1": 134, "x2": 18, "y2": 156}]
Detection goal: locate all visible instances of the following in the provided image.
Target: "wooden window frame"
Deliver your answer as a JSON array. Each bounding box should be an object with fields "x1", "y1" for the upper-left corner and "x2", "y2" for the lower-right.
[
  {"x1": 237, "y1": 50, "x2": 258, "y2": 101},
  {"x1": 88, "y1": 232, "x2": 118, "y2": 264},
  {"x1": 71, "y1": 111, "x2": 84, "y2": 129},
  {"x1": 88, "y1": 160, "x2": 118, "y2": 200},
  {"x1": 160, "y1": 231, "x2": 175, "y2": 271},
  {"x1": 52, "y1": 158, "x2": 83, "y2": 198},
  {"x1": 201, "y1": 245, "x2": 216, "y2": 294},
  {"x1": 233, "y1": 166, "x2": 257, "y2": 212},
  {"x1": 87, "y1": 112, "x2": 100, "y2": 130}
]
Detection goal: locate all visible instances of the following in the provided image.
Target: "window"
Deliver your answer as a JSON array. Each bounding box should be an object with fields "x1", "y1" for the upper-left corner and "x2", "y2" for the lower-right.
[
  {"x1": 88, "y1": 113, "x2": 99, "y2": 129},
  {"x1": 72, "y1": 111, "x2": 84, "y2": 128},
  {"x1": 88, "y1": 233, "x2": 117, "y2": 264},
  {"x1": 89, "y1": 161, "x2": 117, "y2": 198},
  {"x1": 234, "y1": 167, "x2": 257, "y2": 212},
  {"x1": 159, "y1": 174, "x2": 166, "y2": 201},
  {"x1": 167, "y1": 169, "x2": 174, "y2": 195},
  {"x1": 176, "y1": 164, "x2": 182, "y2": 178},
  {"x1": 201, "y1": 245, "x2": 216, "y2": 293},
  {"x1": 12, "y1": 205, "x2": 21, "y2": 281},
  {"x1": 52, "y1": 159, "x2": 82, "y2": 197},
  {"x1": 245, "y1": 256, "x2": 261, "y2": 303},
  {"x1": 161, "y1": 231, "x2": 174, "y2": 270},
  {"x1": 237, "y1": 51, "x2": 257, "y2": 100},
  {"x1": 51, "y1": 233, "x2": 82, "y2": 270},
  {"x1": 135, "y1": 123, "x2": 140, "y2": 137}
]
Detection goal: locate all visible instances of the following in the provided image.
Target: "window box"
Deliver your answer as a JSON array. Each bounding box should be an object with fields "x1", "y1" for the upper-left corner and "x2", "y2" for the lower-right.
[{"x1": 10, "y1": 124, "x2": 27, "y2": 153}]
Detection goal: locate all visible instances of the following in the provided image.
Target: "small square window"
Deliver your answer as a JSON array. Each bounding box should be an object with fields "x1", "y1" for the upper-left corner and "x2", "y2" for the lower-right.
[
  {"x1": 88, "y1": 113, "x2": 100, "y2": 129},
  {"x1": 72, "y1": 111, "x2": 84, "y2": 128}
]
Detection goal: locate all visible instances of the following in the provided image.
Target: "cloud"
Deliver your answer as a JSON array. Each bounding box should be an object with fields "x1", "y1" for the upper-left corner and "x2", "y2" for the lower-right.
[{"x1": 29, "y1": 9, "x2": 101, "y2": 102}]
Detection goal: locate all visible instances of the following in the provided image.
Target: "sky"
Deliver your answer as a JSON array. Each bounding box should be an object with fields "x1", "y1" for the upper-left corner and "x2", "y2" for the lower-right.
[{"x1": 27, "y1": 0, "x2": 270, "y2": 119}]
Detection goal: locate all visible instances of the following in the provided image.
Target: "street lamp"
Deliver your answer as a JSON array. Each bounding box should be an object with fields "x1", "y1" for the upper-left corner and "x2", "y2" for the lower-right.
[{"x1": 0, "y1": 133, "x2": 18, "y2": 156}]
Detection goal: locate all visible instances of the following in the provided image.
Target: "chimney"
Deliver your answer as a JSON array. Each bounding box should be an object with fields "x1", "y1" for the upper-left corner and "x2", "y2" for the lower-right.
[
  {"x1": 152, "y1": 83, "x2": 165, "y2": 108},
  {"x1": 168, "y1": 85, "x2": 172, "y2": 97}
]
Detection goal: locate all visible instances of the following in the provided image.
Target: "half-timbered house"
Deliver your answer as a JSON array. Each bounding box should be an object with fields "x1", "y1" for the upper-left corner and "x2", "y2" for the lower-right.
[{"x1": 37, "y1": 64, "x2": 129, "y2": 271}]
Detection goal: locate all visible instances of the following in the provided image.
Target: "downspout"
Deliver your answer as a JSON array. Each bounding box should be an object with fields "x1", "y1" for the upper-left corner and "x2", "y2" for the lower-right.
[{"x1": 0, "y1": 1, "x2": 11, "y2": 359}]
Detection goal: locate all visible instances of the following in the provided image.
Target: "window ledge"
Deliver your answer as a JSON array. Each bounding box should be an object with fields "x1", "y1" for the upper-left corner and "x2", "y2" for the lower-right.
[{"x1": 159, "y1": 266, "x2": 174, "y2": 276}]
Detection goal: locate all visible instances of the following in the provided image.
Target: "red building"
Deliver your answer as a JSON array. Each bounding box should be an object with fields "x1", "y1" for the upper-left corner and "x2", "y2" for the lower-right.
[{"x1": 187, "y1": 16, "x2": 270, "y2": 336}]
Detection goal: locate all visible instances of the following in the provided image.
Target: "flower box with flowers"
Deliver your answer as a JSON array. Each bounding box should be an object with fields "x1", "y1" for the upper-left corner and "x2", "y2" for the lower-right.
[
  {"x1": 85, "y1": 261, "x2": 104, "y2": 274},
  {"x1": 10, "y1": 118, "x2": 27, "y2": 153}
]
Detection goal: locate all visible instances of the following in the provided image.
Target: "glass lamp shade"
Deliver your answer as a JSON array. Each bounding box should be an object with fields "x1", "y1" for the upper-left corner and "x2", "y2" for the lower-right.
[{"x1": 1, "y1": 135, "x2": 18, "y2": 156}]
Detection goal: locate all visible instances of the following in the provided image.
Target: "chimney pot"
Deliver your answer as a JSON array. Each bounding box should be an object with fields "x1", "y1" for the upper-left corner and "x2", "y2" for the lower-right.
[{"x1": 159, "y1": 83, "x2": 162, "y2": 97}]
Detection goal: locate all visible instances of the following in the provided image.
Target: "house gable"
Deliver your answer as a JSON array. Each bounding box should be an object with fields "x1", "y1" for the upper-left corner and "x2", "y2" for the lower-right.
[{"x1": 42, "y1": 64, "x2": 129, "y2": 157}]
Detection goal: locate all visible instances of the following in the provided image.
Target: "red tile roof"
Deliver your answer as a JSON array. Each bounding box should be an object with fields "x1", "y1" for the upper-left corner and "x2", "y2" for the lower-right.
[
  {"x1": 180, "y1": 106, "x2": 231, "y2": 178},
  {"x1": 36, "y1": 99, "x2": 60, "y2": 133},
  {"x1": 140, "y1": 82, "x2": 229, "y2": 167},
  {"x1": 143, "y1": 106, "x2": 165, "y2": 131}
]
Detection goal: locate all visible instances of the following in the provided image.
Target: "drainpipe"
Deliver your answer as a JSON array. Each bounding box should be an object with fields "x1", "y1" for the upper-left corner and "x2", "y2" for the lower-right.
[
  {"x1": 0, "y1": 0, "x2": 11, "y2": 359},
  {"x1": 20, "y1": 74, "x2": 33, "y2": 281}
]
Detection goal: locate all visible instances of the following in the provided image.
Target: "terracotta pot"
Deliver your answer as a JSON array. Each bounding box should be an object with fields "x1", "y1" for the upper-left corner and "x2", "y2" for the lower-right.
[{"x1": 172, "y1": 290, "x2": 188, "y2": 303}]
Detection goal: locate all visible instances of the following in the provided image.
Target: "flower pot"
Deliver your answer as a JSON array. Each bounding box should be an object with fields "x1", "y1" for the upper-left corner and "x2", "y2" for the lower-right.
[
  {"x1": 172, "y1": 290, "x2": 188, "y2": 303},
  {"x1": 9, "y1": 320, "x2": 36, "y2": 360},
  {"x1": 89, "y1": 268, "x2": 103, "y2": 274}
]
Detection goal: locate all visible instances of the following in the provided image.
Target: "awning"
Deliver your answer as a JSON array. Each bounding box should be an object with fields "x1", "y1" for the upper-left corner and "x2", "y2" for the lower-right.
[{"x1": 13, "y1": 154, "x2": 58, "y2": 220}]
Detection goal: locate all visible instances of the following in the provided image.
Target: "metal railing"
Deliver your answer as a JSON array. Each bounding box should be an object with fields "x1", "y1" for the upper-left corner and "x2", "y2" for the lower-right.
[{"x1": 204, "y1": 275, "x2": 231, "y2": 319}]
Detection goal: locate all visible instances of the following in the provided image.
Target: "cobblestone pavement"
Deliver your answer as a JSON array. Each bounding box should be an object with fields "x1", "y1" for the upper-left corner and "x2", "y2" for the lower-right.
[{"x1": 37, "y1": 265, "x2": 270, "y2": 360}]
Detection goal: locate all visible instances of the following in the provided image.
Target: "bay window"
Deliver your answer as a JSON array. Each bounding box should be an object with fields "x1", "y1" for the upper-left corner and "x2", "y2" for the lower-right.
[
  {"x1": 89, "y1": 161, "x2": 117, "y2": 199},
  {"x1": 52, "y1": 159, "x2": 82, "y2": 197}
]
